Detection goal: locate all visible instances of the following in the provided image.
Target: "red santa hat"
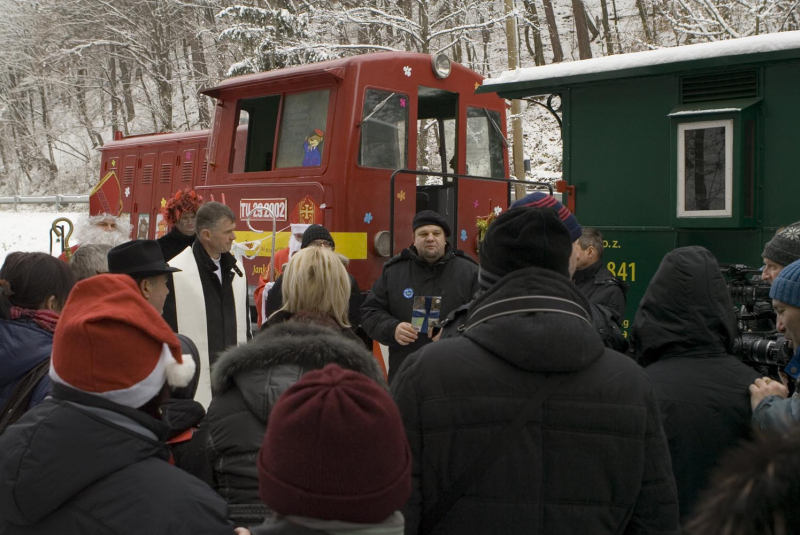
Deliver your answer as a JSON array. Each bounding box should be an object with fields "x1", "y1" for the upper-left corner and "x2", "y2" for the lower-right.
[{"x1": 49, "y1": 274, "x2": 195, "y2": 408}]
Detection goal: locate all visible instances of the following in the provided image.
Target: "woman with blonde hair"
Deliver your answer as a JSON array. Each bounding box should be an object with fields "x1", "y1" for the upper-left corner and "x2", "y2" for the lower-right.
[
  {"x1": 205, "y1": 246, "x2": 385, "y2": 525},
  {"x1": 273, "y1": 245, "x2": 352, "y2": 330}
]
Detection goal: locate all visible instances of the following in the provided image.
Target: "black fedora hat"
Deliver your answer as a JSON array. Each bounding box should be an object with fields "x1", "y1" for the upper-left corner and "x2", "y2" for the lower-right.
[{"x1": 108, "y1": 240, "x2": 181, "y2": 277}]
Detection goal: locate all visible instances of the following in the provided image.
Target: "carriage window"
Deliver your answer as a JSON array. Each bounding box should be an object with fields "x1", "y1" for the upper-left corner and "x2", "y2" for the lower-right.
[
  {"x1": 677, "y1": 119, "x2": 733, "y2": 217},
  {"x1": 276, "y1": 89, "x2": 330, "y2": 169},
  {"x1": 466, "y1": 107, "x2": 505, "y2": 178},
  {"x1": 359, "y1": 89, "x2": 408, "y2": 169},
  {"x1": 230, "y1": 95, "x2": 281, "y2": 173}
]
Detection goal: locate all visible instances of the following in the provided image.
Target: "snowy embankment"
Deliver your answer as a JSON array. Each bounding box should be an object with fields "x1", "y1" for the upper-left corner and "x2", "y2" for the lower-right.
[{"x1": 0, "y1": 210, "x2": 86, "y2": 267}]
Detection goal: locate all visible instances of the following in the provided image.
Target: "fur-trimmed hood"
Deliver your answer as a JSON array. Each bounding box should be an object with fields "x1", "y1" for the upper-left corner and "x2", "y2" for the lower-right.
[{"x1": 212, "y1": 321, "x2": 385, "y2": 403}]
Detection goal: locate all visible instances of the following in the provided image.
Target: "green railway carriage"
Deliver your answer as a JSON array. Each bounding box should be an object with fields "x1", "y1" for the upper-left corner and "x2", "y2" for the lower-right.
[{"x1": 479, "y1": 32, "x2": 800, "y2": 336}]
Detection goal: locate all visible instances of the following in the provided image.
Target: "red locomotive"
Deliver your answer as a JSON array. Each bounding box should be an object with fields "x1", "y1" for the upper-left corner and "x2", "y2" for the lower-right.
[{"x1": 92, "y1": 52, "x2": 510, "y2": 291}]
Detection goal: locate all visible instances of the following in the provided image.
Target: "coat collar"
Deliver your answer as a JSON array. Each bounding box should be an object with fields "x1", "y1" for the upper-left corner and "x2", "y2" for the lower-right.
[{"x1": 464, "y1": 267, "x2": 605, "y2": 373}]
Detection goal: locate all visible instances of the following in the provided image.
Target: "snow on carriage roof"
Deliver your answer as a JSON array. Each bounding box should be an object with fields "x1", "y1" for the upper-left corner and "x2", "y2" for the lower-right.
[{"x1": 480, "y1": 31, "x2": 800, "y2": 96}]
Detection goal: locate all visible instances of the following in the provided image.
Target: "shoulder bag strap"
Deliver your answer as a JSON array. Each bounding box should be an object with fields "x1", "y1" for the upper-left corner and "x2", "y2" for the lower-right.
[
  {"x1": 419, "y1": 373, "x2": 568, "y2": 535},
  {"x1": 0, "y1": 358, "x2": 51, "y2": 435}
]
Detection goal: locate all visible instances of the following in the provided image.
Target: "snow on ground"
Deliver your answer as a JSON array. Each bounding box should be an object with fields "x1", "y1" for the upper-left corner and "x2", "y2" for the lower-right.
[{"x1": 0, "y1": 210, "x2": 86, "y2": 267}]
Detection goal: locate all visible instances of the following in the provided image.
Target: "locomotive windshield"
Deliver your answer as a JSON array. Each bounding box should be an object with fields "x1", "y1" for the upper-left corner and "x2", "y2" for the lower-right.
[
  {"x1": 466, "y1": 107, "x2": 506, "y2": 178},
  {"x1": 358, "y1": 88, "x2": 409, "y2": 169}
]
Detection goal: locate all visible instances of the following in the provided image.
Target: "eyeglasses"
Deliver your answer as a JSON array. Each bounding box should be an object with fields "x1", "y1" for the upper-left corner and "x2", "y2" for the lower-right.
[{"x1": 311, "y1": 240, "x2": 334, "y2": 249}]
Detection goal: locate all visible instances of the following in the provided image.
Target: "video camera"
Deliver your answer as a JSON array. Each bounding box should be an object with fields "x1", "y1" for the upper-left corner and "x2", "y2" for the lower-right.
[{"x1": 720, "y1": 264, "x2": 790, "y2": 378}]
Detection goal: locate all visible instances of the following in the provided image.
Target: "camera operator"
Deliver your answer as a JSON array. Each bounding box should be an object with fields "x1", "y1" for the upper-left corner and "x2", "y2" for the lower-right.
[
  {"x1": 761, "y1": 222, "x2": 800, "y2": 284},
  {"x1": 751, "y1": 259, "x2": 800, "y2": 433}
]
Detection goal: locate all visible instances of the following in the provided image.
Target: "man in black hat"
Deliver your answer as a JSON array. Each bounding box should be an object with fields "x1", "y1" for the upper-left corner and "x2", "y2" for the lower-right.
[
  {"x1": 108, "y1": 239, "x2": 181, "y2": 315},
  {"x1": 391, "y1": 206, "x2": 679, "y2": 534},
  {"x1": 361, "y1": 210, "x2": 479, "y2": 382},
  {"x1": 108, "y1": 240, "x2": 207, "y2": 476}
]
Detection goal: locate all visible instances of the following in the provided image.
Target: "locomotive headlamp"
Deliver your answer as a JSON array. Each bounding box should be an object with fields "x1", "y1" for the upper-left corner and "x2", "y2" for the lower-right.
[
  {"x1": 374, "y1": 231, "x2": 391, "y2": 257},
  {"x1": 431, "y1": 54, "x2": 451, "y2": 79}
]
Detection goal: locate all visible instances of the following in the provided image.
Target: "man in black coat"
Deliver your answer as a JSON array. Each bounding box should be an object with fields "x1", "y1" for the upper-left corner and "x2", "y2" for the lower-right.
[
  {"x1": 573, "y1": 227, "x2": 627, "y2": 325},
  {"x1": 0, "y1": 274, "x2": 234, "y2": 534},
  {"x1": 392, "y1": 207, "x2": 679, "y2": 535},
  {"x1": 361, "y1": 210, "x2": 479, "y2": 382},
  {"x1": 630, "y1": 246, "x2": 760, "y2": 525}
]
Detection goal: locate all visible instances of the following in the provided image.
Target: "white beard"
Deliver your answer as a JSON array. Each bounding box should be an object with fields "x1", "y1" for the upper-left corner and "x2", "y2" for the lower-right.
[
  {"x1": 79, "y1": 225, "x2": 130, "y2": 247},
  {"x1": 288, "y1": 236, "x2": 302, "y2": 258}
]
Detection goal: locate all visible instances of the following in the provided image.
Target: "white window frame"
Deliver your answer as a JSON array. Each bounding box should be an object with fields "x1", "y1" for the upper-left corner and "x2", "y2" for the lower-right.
[{"x1": 677, "y1": 119, "x2": 733, "y2": 218}]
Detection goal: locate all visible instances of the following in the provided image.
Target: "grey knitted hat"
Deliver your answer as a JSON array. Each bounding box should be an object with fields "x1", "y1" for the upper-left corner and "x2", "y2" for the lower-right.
[{"x1": 763, "y1": 222, "x2": 800, "y2": 267}]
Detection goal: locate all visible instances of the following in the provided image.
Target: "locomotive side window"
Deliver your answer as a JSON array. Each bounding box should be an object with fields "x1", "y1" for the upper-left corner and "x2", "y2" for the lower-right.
[
  {"x1": 275, "y1": 89, "x2": 330, "y2": 169},
  {"x1": 231, "y1": 95, "x2": 281, "y2": 173},
  {"x1": 466, "y1": 107, "x2": 506, "y2": 178},
  {"x1": 677, "y1": 119, "x2": 733, "y2": 217},
  {"x1": 359, "y1": 88, "x2": 409, "y2": 169}
]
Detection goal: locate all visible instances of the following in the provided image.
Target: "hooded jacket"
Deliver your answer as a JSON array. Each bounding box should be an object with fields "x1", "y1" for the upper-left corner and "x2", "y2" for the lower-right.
[
  {"x1": 631, "y1": 246, "x2": 759, "y2": 524},
  {"x1": 0, "y1": 384, "x2": 233, "y2": 534},
  {"x1": 0, "y1": 318, "x2": 54, "y2": 411},
  {"x1": 392, "y1": 266, "x2": 679, "y2": 535},
  {"x1": 205, "y1": 322, "x2": 386, "y2": 525},
  {"x1": 361, "y1": 245, "x2": 478, "y2": 382}
]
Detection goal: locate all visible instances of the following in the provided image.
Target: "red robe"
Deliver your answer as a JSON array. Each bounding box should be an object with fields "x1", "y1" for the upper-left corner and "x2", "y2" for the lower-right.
[{"x1": 254, "y1": 247, "x2": 291, "y2": 327}]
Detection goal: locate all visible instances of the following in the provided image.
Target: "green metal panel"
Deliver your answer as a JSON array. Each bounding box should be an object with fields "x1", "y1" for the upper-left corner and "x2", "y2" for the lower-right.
[
  {"x1": 567, "y1": 76, "x2": 676, "y2": 227},
  {"x1": 762, "y1": 62, "x2": 800, "y2": 229}
]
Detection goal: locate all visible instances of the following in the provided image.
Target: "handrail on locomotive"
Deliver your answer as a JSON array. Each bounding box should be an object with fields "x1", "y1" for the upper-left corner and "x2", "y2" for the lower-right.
[{"x1": 388, "y1": 169, "x2": 554, "y2": 257}]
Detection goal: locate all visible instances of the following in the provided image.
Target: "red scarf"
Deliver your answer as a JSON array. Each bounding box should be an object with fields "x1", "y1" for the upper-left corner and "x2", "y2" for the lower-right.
[{"x1": 10, "y1": 306, "x2": 60, "y2": 334}]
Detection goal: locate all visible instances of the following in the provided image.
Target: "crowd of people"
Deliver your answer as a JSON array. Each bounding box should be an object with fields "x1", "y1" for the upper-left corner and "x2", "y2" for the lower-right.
[{"x1": 2, "y1": 187, "x2": 800, "y2": 534}]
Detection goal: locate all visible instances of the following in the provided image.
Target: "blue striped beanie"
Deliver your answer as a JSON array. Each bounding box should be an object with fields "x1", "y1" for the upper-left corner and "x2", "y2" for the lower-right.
[{"x1": 510, "y1": 192, "x2": 582, "y2": 242}]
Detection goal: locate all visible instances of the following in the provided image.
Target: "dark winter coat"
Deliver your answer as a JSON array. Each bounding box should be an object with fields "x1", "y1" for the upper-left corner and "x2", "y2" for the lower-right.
[
  {"x1": 439, "y1": 290, "x2": 628, "y2": 353},
  {"x1": 206, "y1": 321, "x2": 386, "y2": 526},
  {"x1": 265, "y1": 272, "x2": 364, "y2": 334},
  {"x1": 250, "y1": 520, "x2": 326, "y2": 535},
  {"x1": 631, "y1": 246, "x2": 760, "y2": 524},
  {"x1": 0, "y1": 384, "x2": 233, "y2": 535},
  {"x1": 0, "y1": 318, "x2": 53, "y2": 411},
  {"x1": 392, "y1": 266, "x2": 680, "y2": 535},
  {"x1": 573, "y1": 258, "x2": 627, "y2": 324},
  {"x1": 361, "y1": 245, "x2": 478, "y2": 381},
  {"x1": 163, "y1": 241, "x2": 246, "y2": 368},
  {"x1": 158, "y1": 226, "x2": 196, "y2": 262}
]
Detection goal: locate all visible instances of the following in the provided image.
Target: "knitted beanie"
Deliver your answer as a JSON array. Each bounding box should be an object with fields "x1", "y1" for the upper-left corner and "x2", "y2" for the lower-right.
[
  {"x1": 412, "y1": 210, "x2": 451, "y2": 237},
  {"x1": 301, "y1": 224, "x2": 335, "y2": 249},
  {"x1": 510, "y1": 192, "x2": 582, "y2": 242},
  {"x1": 770, "y1": 259, "x2": 800, "y2": 308},
  {"x1": 763, "y1": 222, "x2": 800, "y2": 268},
  {"x1": 49, "y1": 274, "x2": 194, "y2": 408},
  {"x1": 479, "y1": 207, "x2": 573, "y2": 289},
  {"x1": 257, "y1": 364, "x2": 411, "y2": 524}
]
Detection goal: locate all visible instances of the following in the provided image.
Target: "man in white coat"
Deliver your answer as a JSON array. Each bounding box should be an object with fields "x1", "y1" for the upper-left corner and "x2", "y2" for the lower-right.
[{"x1": 163, "y1": 201, "x2": 250, "y2": 407}]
